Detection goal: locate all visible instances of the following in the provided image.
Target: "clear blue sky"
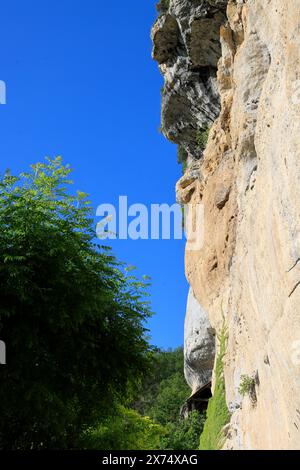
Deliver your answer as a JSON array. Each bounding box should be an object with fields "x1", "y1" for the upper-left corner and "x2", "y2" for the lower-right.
[{"x1": 0, "y1": 0, "x2": 189, "y2": 349}]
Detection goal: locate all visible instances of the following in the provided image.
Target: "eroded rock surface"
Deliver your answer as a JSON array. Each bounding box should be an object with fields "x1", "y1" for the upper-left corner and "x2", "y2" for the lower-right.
[
  {"x1": 153, "y1": 0, "x2": 300, "y2": 450},
  {"x1": 184, "y1": 288, "x2": 215, "y2": 394},
  {"x1": 152, "y1": 0, "x2": 227, "y2": 158}
]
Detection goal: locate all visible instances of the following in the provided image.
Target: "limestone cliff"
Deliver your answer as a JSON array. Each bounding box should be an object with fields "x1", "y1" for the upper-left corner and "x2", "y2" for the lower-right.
[{"x1": 152, "y1": 0, "x2": 300, "y2": 450}]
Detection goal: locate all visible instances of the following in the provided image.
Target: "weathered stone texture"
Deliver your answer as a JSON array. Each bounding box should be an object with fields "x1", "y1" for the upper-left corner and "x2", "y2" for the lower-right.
[{"x1": 153, "y1": 0, "x2": 300, "y2": 449}]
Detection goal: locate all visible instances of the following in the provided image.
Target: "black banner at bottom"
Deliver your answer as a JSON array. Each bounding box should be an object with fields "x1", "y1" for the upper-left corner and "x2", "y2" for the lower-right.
[{"x1": 0, "y1": 450, "x2": 299, "y2": 467}]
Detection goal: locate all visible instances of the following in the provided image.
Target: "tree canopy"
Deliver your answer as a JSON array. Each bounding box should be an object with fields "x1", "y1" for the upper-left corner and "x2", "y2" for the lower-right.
[
  {"x1": 0, "y1": 157, "x2": 153, "y2": 449},
  {"x1": 133, "y1": 348, "x2": 205, "y2": 450}
]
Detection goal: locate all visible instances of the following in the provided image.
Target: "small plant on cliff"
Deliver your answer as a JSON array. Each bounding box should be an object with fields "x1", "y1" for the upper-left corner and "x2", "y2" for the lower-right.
[
  {"x1": 177, "y1": 146, "x2": 188, "y2": 174},
  {"x1": 238, "y1": 375, "x2": 255, "y2": 397},
  {"x1": 156, "y1": 0, "x2": 170, "y2": 13},
  {"x1": 160, "y1": 86, "x2": 165, "y2": 97},
  {"x1": 196, "y1": 127, "x2": 210, "y2": 151},
  {"x1": 199, "y1": 325, "x2": 231, "y2": 450},
  {"x1": 239, "y1": 375, "x2": 257, "y2": 404}
]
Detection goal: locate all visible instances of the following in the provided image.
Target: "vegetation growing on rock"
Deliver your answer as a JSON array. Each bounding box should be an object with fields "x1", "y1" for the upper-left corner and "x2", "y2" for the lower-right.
[
  {"x1": 196, "y1": 127, "x2": 210, "y2": 152},
  {"x1": 156, "y1": 0, "x2": 170, "y2": 13},
  {"x1": 239, "y1": 375, "x2": 257, "y2": 405},
  {"x1": 177, "y1": 146, "x2": 188, "y2": 174},
  {"x1": 200, "y1": 326, "x2": 230, "y2": 450},
  {"x1": 239, "y1": 375, "x2": 256, "y2": 397}
]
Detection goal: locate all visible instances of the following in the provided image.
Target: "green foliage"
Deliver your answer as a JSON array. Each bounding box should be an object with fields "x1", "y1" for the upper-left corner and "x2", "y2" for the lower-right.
[
  {"x1": 161, "y1": 411, "x2": 206, "y2": 450},
  {"x1": 134, "y1": 348, "x2": 205, "y2": 450},
  {"x1": 82, "y1": 348, "x2": 201, "y2": 450},
  {"x1": 177, "y1": 146, "x2": 188, "y2": 174},
  {"x1": 200, "y1": 326, "x2": 230, "y2": 450},
  {"x1": 238, "y1": 375, "x2": 255, "y2": 397},
  {"x1": 156, "y1": 0, "x2": 170, "y2": 13},
  {"x1": 82, "y1": 406, "x2": 164, "y2": 450},
  {"x1": 134, "y1": 348, "x2": 190, "y2": 423},
  {"x1": 196, "y1": 127, "x2": 210, "y2": 151},
  {"x1": 177, "y1": 146, "x2": 187, "y2": 164},
  {"x1": 0, "y1": 159, "x2": 206, "y2": 450},
  {"x1": 0, "y1": 157, "x2": 153, "y2": 449},
  {"x1": 149, "y1": 372, "x2": 190, "y2": 425},
  {"x1": 238, "y1": 375, "x2": 257, "y2": 405}
]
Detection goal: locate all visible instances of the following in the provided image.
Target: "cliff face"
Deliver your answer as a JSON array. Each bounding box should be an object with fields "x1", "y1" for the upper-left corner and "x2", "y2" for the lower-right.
[{"x1": 152, "y1": 0, "x2": 300, "y2": 450}]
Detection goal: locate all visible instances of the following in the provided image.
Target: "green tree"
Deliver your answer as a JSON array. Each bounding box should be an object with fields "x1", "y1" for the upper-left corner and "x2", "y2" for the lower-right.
[
  {"x1": 149, "y1": 372, "x2": 189, "y2": 425},
  {"x1": 161, "y1": 411, "x2": 206, "y2": 450},
  {"x1": 0, "y1": 157, "x2": 153, "y2": 449},
  {"x1": 82, "y1": 406, "x2": 165, "y2": 450},
  {"x1": 133, "y1": 348, "x2": 205, "y2": 450},
  {"x1": 134, "y1": 348, "x2": 190, "y2": 422}
]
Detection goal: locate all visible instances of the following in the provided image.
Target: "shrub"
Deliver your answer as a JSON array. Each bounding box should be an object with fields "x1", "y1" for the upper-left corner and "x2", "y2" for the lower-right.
[
  {"x1": 238, "y1": 375, "x2": 255, "y2": 397},
  {"x1": 196, "y1": 127, "x2": 210, "y2": 151},
  {"x1": 177, "y1": 146, "x2": 188, "y2": 174},
  {"x1": 156, "y1": 0, "x2": 170, "y2": 13},
  {"x1": 239, "y1": 375, "x2": 257, "y2": 404}
]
